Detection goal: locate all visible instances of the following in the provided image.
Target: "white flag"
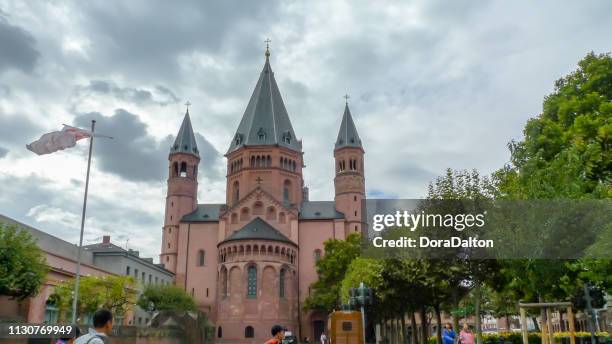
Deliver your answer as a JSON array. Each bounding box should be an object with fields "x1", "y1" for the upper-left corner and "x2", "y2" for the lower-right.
[{"x1": 26, "y1": 125, "x2": 105, "y2": 155}]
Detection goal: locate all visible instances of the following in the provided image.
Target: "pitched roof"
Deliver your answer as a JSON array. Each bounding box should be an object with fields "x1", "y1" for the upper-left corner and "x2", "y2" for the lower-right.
[
  {"x1": 299, "y1": 201, "x2": 345, "y2": 220},
  {"x1": 335, "y1": 103, "x2": 363, "y2": 149},
  {"x1": 181, "y1": 204, "x2": 225, "y2": 222},
  {"x1": 170, "y1": 110, "x2": 199, "y2": 157},
  {"x1": 227, "y1": 53, "x2": 301, "y2": 154},
  {"x1": 221, "y1": 217, "x2": 294, "y2": 245}
]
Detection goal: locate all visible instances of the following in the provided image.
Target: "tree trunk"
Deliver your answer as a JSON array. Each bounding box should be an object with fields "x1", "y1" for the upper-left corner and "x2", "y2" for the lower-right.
[
  {"x1": 474, "y1": 282, "x2": 482, "y2": 344},
  {"x1": 505, "y1": 312, "x2": 511, "y2": 332},
  {"x1": 532, "y1": 317, "x2": 540, "y2": 332},
  {"x1": 435, "y1": 304, "x2": 443, "y2": 344},
  {"x1": 412, "y1": 312, "x2": 419, "y2": 344},
  {"x1": 420, "y1": 305, "x2": 429, "y2": 344},
  {"x1": 402, "y1": 314, "x2": 407, "y2": 344}
]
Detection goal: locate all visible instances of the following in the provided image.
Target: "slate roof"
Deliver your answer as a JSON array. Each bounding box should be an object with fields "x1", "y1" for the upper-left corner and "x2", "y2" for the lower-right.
[
  {"x1": 299, "y1": 201, "x2": 345, "y2": 220},
  {"x1": 221, "y1": 217, "x2": 294, "y2": 244},
  {"x1": 335, "y1": 103, "x2": 363, "y2": 149},
  {"x1": 227, "y1": 52, "x2": 301, "y2": 154},
  {"x1": 170, "y1": 110, "x2": 199, "y2": 157},
  {"x1": 181, "y1": 204, "x2": 225, "y2": 222}
]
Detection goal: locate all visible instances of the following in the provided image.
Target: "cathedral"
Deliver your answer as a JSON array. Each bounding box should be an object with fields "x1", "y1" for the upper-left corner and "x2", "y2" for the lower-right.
[{"x1": 159, "y1": 47, "x2": 365, "y2": 343}]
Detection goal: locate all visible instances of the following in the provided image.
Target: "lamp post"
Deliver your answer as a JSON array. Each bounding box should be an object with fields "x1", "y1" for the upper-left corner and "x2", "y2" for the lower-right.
[{"x1": 349, "y1": 282, "x2": 373, "y2": 344}]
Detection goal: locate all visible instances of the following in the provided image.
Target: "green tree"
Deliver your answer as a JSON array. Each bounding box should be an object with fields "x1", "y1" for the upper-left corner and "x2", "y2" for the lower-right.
[
  {"x1": 54, "y1": 275, "x2": 137, "y2": 323},
  {"x1": 0, "y1": 223, "x2": 48, "y2": 300},
  {"x1": 494, "y1": 52, "x2": 612, "y2": 333},
  {"x1": 304, "y1": 233, "x2": 361, "y2": 312},
  {"x1": 137, "y1": 284, "x2": 196, "y2": 312},
  {"x1": 495, "y1": 52, "x2": 611, "y2": 199}
]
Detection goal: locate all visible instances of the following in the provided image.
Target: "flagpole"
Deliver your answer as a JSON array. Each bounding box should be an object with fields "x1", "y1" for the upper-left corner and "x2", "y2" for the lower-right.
[{"x1": 71, "y1": 119, "x2": 95, "y2": 324}]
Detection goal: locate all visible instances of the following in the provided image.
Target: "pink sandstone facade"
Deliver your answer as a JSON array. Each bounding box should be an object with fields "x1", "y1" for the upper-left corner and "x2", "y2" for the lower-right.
[{"x1": 159, "y1": 49, "x2": 365, "y2": 343}]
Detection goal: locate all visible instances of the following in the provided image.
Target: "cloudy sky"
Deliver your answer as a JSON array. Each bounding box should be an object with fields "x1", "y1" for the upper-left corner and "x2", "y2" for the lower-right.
[{"x1": 1, "y1": 0, "x2": 610, "y2": 260}]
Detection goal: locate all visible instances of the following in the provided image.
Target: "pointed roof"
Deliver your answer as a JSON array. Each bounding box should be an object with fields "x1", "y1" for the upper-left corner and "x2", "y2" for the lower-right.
[
  {"x1": 227, "y1": 51, "x2": 301, "y2": 154},
  {"x1": 335, "y1": 103, "x2": 363, "y2": 150},
  {"x1": 220, "y1": 217, "x2": 294, "y2": 245},
  {"x1": 170, "y1": 110, "x2": 199, "y2": 157}
]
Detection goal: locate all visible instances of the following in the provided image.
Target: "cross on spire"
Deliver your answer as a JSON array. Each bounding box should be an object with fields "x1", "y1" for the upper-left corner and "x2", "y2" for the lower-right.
[
  {"x1": 343, "y1": 94, "x2": 350, "y2": 105},
  {"x1": 185, "y1": 101, "x2": 191, "y2": 112},
  {"x1": 264, "y1": 38, "x2": 271, "y2": 58}
]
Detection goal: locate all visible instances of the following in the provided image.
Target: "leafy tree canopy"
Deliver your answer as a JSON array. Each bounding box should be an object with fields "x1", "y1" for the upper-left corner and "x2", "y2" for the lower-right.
[
  {"x1": 54, "y1": 275, "x2": 137, "y2": 322},
  {"x1": 304, "y1": 233, "x2": 361, "y2": 312},
  {"x1": 137, "y1": 284, "x2": 196, "y2": 312},
  {"x1": 496, "y1": 52, "x2": 611, "y2": 199},
  {"x1": 0, "y1": 223, "x2": 48, "y2": 300}
]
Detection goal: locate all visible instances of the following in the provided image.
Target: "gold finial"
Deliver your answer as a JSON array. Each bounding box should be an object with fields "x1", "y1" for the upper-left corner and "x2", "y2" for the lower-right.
[{"x1": 264, "y1": 38, "x2": 271, "y2": 58}]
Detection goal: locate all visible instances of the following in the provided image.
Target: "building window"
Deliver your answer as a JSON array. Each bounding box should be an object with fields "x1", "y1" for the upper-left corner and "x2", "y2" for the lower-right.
[
  {"x1": 134, "y1": 268, "x2": 138, "y2": 278},
  {"x1": 247, "y1": 266, "x2": 257, "y2": 298},
  {"x1": 233, "y1": 181, "x2": 240, "y2": 205},
  {"x1": 257, "y1": 128, "x2": 266, "y2": 141},
  {"x1": 314, "y1": 249, "x2": 322, "y2": 262},
  {"x1": 180, "y1": 162, "x2": 187, "y2": 177},
  {"x1": 218, "y1": 327, "x2": 223, "y2": 338},
  {"x1": 148, "y1": 274, "x2": 152, "y2": 284},
  {"x1": 245, "y1": 326, "x2": 254, "y2": 338},
  {"x1": 283, "y1": 180, "x2": 291, "y2": 203},
  {"x1": 126, "y1": 266, "x2": 130, "y2": 275},
  {"x1": 279, "y1": 269, "x2": 285, "y2": 298},
  {"x1": 206, "y1": 288, "x2": 209, "y2": 297},
  {"x1": 142, "y1": 272, "x2": 145, "y2": 282},
  {"x1": 198, "y1": 250, "x2": 205, "y2": 266}
]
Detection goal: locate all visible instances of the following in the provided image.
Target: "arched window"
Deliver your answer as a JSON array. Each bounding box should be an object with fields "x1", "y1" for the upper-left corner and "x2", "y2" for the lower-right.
[
  {"x1": 283, "y1": 180, "x2": 292, "y2": 203},
  {"x1": 218, "y1": 327, "x2": 223, "y2": 338},
  {"x1": 292, "y1": 160, "x2": 296, "y2": 172},
  {"x1": 314, "y1": 249, "x2": 322, "y2": 262},
  {"x1": 173, "y1": 162, "x2": 179, "y2": 177},
  {"x1": 231, "y1": 213, "x2": 238, "y2": 224},
  {"x1": 232, "y1": 181, "x2": 239, "y2": 205},
  {"x1": 247, "y1": 266, "x2": 257, "y2": 298},
  {"x1": 253, "y1": 201, "x2": 264, "y2": 215},
  {"x1": 251, "y1": 156, "x2": 255, "y2": 167},
  {"x1": 256, "y1": 156, "x2": 261, "y2": 167},
  {"x1": 180, "y1": 162, "x2": 188, "y2": 177},
  {"x1": 266, "y1": 155, "x2": 271, "y2": 167},
  {"x1": 245, "y1": 326, "x2": 254, "y2": 338},
  {"x1": 220, "y1": 267, "x2": 228, "y2": 298},
  {"x1": 266, "y1": 206, "x2": 276, "y2": 220},
  {"x1": 279, "y1": 269, "x2": 286, "y2": 298},
  {"x1": 197, "y1": 250, "x2": 205, "y2": 266},
  {"x1": 240, "y1": 207, "x2": 249, "y2": 221},
  {"x1": 279, "y1": 212, "x2": 286, "y2": 224}
]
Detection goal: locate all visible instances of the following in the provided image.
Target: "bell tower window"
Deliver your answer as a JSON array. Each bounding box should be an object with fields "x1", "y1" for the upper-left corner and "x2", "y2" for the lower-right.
[{"x1": 180, "y1": 162, "x2": 187, "y2": 177}]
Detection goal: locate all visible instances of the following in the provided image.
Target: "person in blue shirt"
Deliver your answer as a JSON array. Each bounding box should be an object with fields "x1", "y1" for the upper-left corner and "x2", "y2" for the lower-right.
[{"x1": 443, "y1": 323, "x2": 456, "y2": 344}]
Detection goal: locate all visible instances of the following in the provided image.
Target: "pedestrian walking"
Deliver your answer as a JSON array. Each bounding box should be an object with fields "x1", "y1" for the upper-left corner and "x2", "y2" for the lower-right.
[
  {"x1": 443, "y1": 323, "x2": 455, "y2": 344},
  {"x1": 264, "y1": 324, "x2": 286, "y2": 344},
  {"x1": 320, "y1": 331, "x2": 328, "y2": 344},
  {"x1": 459, "y1": 323, "x2": 474, "y2": 344},
  {"x1": 74, "y1": 309, "x2": 113, "y2": 344}
]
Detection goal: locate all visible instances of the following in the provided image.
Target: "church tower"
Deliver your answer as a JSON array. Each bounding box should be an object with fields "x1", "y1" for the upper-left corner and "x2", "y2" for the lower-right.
[
  {"x1": 160, "y1": 107, "x2": 200, "y2": 273},
  {"x1": 334, "y1": 101, "x2": 365, "y2": 235},
  {"x1": 225, "y1": 46, "x2": 304, "y2": 209}
]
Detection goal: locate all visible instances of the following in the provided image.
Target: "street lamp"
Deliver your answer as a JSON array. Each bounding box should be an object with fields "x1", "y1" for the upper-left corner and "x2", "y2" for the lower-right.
[{"x1": 349, "y1": 282, "x2": 373, "y2": 344}]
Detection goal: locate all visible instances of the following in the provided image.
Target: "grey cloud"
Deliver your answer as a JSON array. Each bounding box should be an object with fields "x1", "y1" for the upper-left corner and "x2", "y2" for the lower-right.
[
  {"x1": 67, "y1": 1, "x2": 282, "y2": 79},
  {"x1": 0, "y1": 146, "x2": 8, "y2": 158},
  {"x1": 73, "y1": 109, "x2": 223, "y2": 183},
  {"x1": 0, "y1": 114, "x2": 42, "y2": 150},
  {"x1": 195, "y1": 133, "x2": 224, "y2": 182},
  {"x1": 0, "y1": 15, "x2": 40, "y2": 73},
  {"x1": 73, "y1": 80, "x2": 180, "y2": 107},
  {"x1": 74, "y1": 109, "x2": 173, "y2": 181}
]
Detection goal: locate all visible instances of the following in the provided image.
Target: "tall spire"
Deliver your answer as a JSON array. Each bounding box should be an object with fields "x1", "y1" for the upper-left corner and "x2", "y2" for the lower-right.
[
  {"x1": 335, "y1": 101, "x2": 363, "y2": 149},
  {"x1": 170, "y1": 104, "x2": 199, "y2": 157},
  {"x1": 227, "y1": 46, "x2": 301, "y2": 154}
]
